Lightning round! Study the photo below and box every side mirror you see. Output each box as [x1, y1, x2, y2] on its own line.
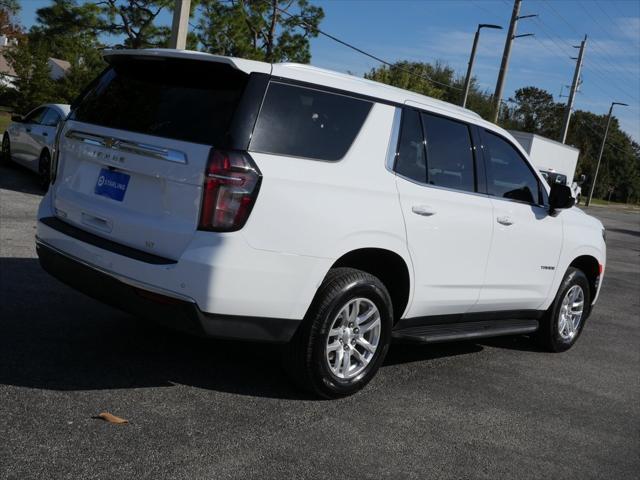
[549, 183, 575, 213]
[578, 174, 586, 184]
[11, 114, 23, 122]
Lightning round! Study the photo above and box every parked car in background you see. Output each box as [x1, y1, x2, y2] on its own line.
[1, 103, 70, 190]
[36, 49, 606, 398]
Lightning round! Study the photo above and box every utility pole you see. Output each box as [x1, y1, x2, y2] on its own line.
[169, 0, 191, 50]
[560, 35, 587, 144]
[491, 0, 535, 123]
[586, 101, 628, 207]
[462, 24, 503, 109]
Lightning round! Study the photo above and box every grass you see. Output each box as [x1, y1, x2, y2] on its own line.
[0, 111, 11, 134]
[587, 197, 640, 210]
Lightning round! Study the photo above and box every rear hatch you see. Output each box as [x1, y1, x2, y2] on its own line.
[52, 52, 254, 260]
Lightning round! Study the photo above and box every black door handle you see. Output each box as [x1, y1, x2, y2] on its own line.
[26, 128, 31, 133]
[43, 132, 48, 137]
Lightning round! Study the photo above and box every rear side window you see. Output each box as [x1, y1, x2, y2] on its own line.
[421, 113, 475, 193]
[483, 130, 541, 205]
[394, 109, 426, 182]
[70, 57, 248, 146]
[250, 82, 372, 161]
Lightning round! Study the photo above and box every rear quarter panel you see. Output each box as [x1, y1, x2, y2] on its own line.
[242, 102, 413, 299]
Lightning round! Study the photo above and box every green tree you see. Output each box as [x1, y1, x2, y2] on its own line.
[364, 60, 493, 118]
[196, 0, 324, 63]
[30, 0, 106, 104]
[506, 87, 564, 138]
[4, 38, 59, 113]
[98, 0, 175, 48]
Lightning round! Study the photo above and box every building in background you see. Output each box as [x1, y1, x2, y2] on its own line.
[0, 35, 71, 87]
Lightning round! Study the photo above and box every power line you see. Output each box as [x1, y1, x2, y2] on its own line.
[274, 5, 463, 92]
[538, 0, 639, 89]
[531, 4, 639, 104]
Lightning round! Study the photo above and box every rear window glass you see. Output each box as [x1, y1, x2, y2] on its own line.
[70, 57, 248, 146]
[250, 82, 373, 161]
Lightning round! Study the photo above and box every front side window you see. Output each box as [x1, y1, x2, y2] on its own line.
[250, 82, 372, 161]
[483, 130, 541, 205]
[41, 109, 62, 127]
[422, 113, 475, 193]
[394, 109, 426, 182]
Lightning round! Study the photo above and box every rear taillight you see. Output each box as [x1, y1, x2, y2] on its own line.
[198, 149, 261, 232]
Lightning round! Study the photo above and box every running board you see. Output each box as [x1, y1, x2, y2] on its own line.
[391, 319, 539, 344]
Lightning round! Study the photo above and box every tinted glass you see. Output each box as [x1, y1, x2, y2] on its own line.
[41, 109, 62, 127]
[422, 113, 475, 192]
[250, 82, 372, 161]
[484, 131, 541, 204]
[71, 57, 248, 146]
[24, 107, 46, 124]
[394, 109, 426, 182]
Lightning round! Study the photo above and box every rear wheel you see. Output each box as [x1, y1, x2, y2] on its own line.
[284, 267, 393, 398]
[535, 267, 591, 352]
[38, 149, 51, 192]
[1, 134, 11, 166]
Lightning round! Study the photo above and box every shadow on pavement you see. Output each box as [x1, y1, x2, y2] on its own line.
[0, 256, 501, 399]
[0, 164, 44, 196]
[606, 228, 640, 238]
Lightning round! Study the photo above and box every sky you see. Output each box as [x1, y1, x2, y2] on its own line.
[17, 0, 640, 142]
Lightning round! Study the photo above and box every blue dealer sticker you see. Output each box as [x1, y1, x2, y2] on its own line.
[95, 169, 130, 202]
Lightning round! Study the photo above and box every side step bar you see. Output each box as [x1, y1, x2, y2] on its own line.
[392, 319, 539, 344]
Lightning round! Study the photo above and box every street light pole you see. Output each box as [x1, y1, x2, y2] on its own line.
[462, 24, 502, 109]
[169, 0, 191, 50]
[586, 101, 628, 207]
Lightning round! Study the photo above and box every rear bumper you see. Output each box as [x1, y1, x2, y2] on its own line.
[36, 239, 301, 343]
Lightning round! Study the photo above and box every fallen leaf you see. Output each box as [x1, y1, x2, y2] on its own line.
[94, 412, 129, 425]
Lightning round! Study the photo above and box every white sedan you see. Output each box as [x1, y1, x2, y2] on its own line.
[2, 103, 70, 190]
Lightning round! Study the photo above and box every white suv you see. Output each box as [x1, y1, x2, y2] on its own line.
[36, 49, 606, 398]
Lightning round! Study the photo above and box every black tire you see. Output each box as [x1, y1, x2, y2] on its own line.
[535, 267, 591, 352]
[38, 149, 51, 192]
[283, 267, 393, 399]
[1, 134, 11, 166]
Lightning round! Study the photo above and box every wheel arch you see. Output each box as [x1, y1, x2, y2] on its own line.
[329, 247, 411, 323]
[569, 255, 601, 305]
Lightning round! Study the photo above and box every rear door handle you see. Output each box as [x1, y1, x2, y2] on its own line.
[497, 216, 514, 226]
[42, 132, 48, 137]
[412, 205, 437, 217]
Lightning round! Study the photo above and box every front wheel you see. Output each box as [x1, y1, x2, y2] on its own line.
[284, 268, 393, 398]
[535, 267, 591, 352]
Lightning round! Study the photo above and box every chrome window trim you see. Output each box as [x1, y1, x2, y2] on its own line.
[394, 171, 491, 199]
[65, 130, 188, 164]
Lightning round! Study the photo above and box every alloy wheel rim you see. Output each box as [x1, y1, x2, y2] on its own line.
[558, 285, 584, 341]
[325, 297, 381, 380]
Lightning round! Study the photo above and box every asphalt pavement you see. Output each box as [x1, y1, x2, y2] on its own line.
[1, 163, 638, 479]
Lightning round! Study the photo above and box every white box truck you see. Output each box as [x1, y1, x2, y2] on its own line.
[509, 131, 585, 203]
